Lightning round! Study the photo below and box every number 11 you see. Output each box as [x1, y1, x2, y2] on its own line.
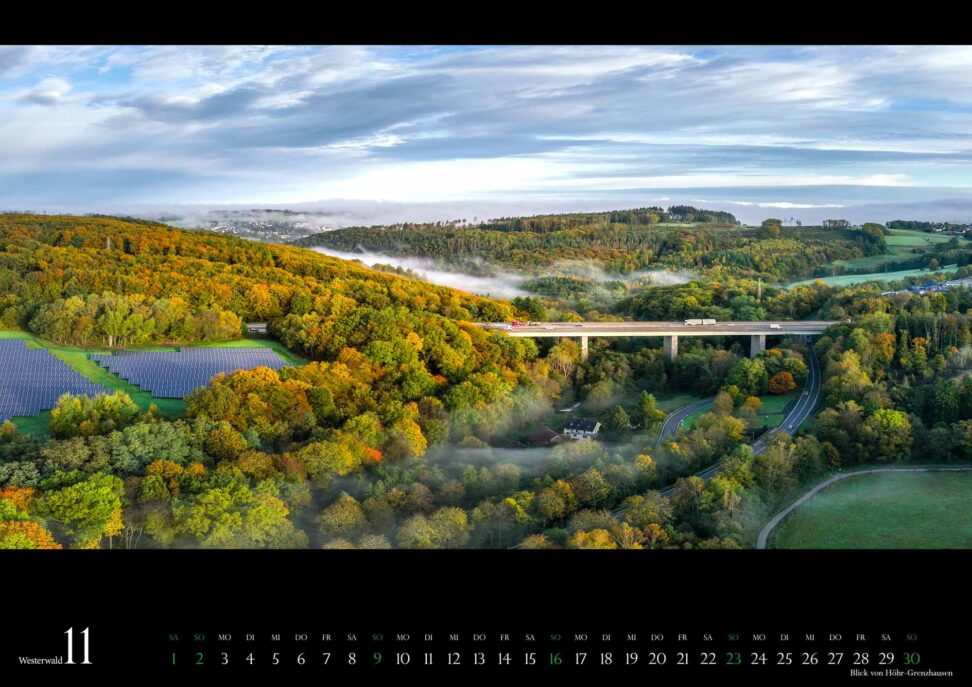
[65, 627, 92, 665]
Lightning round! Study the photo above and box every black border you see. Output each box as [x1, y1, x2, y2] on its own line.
[0, 10, 965, 45]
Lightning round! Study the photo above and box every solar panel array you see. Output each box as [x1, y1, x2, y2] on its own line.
[91, 347, 291, 398]
[0, 340, 106, 422]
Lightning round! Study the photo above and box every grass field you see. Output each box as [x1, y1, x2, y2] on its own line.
[829, 245, 916, 270]
[1, 330, 304, 435]
[815, 229, 955, 280]
[682, 391, 796, 431]
[787, 264, 956, 289]
[884, 228, 956, 247]
[10, 411, 52, 437]
[653, 391, 709, 412]
[756, 392, 797, 428]
[770, 470, 972, 548]
[681, 406, 708, 430]
[196, 337, 307, 365]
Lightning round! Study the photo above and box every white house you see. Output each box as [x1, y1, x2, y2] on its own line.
[563, 418, 601, 440]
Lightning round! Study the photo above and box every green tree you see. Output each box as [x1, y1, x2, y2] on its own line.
[753, 442, 796, 493]
[511, 296, 546, 321]
[713, 390, 734, 416]
[608, 405, 631, 433]
[859, 409, 913, 462]
[50, 392, 141, 439]
[172, 483, 306, 548]
[638, 391, 666, 431]
[397, 507, 471, 548]
[760, 218, 782, 238]
[620, 491, 672, 528]
[40, 473, 124, 549]
[317, 492, 368, 540]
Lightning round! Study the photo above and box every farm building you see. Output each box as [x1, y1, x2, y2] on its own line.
[526, 426, 561, 447]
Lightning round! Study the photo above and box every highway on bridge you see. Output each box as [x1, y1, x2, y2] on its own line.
[485, 320, 837, 361]
[496, 320, 836, 337]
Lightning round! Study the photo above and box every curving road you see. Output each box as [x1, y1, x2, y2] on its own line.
[615, 337, 822, 510]
[757, 466, 972, 549]
[654, 398, 713, 447]
[512, 339, 824, 546]
[694, 335, 822, 482]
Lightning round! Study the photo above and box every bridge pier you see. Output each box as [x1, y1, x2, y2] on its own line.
[663, 335, 678, 361]
[750, 334, 766, 358]
[580, 335, 589, 362]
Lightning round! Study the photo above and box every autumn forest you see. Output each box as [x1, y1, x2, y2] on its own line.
[2, 211, 972, 550]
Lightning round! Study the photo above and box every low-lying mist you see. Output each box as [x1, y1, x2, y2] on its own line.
[310, 246, 529, 298]
[546, 260, 696, 287]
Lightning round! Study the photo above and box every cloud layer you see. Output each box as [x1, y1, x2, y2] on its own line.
[3, 45, 972, 223]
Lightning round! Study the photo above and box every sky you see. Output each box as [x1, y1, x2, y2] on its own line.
[3, 45, 972, 225]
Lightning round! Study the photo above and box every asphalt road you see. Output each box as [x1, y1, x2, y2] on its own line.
[654, 398, 713, 448]
[613, 337, 822, 511]
[495, 320, 836, 338]
[691, 336, 822, 485]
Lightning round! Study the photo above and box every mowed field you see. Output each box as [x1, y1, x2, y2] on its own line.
[830, 246, 921, 270]
[681, 391, 796, 431]
[770, 470, 972, 548]
[803, 229, 958, 285]
[884, 228, 956, 247]
[787, 264, 956, 289]
[653, 391, 709, 412]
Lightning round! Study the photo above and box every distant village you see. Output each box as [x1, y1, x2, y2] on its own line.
[207, 218, 326, 243]
[881, 277, 972, 297]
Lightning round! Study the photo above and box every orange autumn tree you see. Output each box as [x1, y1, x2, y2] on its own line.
[0, 486, 36, 512]
[768, 370, 797, 395]
[0, 520, 62, 549]
[0, 493, 61, 549]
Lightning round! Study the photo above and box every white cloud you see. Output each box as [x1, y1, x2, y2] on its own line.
[696, 199, 846, 209]
[4, 45, 972, 214]
[19, 77, 73, 106]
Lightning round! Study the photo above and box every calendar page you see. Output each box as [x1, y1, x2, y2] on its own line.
[0, 22, 970, 685]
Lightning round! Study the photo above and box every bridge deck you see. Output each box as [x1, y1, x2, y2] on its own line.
[487, 321, 836, 337]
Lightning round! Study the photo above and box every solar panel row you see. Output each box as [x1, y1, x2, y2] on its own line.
[91, 347, 291, 398]
[0, 340, 106, 422]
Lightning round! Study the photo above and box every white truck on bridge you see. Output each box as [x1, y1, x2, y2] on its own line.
[684, 318, 717, 325]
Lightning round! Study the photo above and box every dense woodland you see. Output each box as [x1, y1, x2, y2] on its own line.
[3, 213, 972, 550]
[295, 207, 888, 281]
[0, 214, 513, 347]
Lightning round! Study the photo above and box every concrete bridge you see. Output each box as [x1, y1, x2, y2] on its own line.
[484, 320, 837, 361]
